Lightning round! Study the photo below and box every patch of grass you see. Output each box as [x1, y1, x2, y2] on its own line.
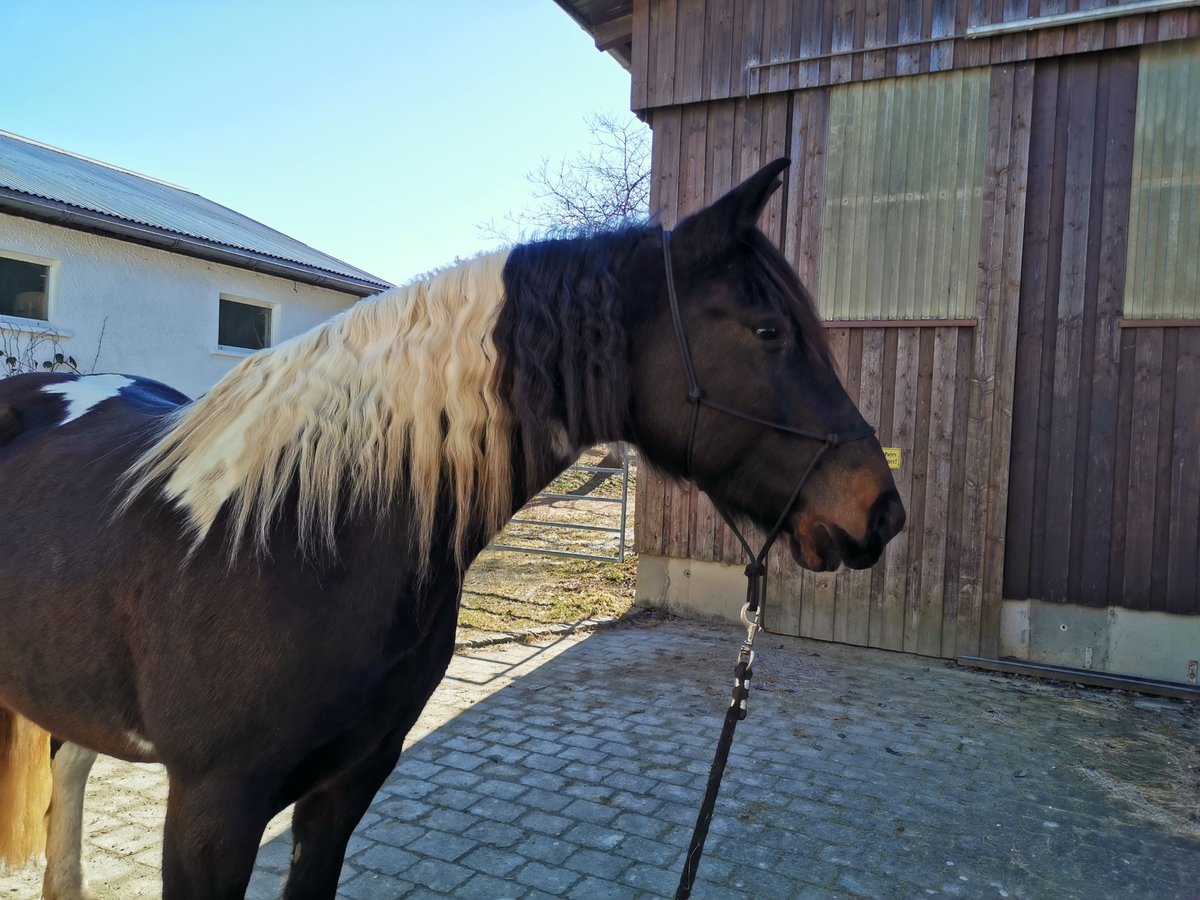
[456, 446, 639, 642]
[459, 551, 638, 640]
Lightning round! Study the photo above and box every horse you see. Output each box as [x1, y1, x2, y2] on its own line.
[0, 158, 905, 899]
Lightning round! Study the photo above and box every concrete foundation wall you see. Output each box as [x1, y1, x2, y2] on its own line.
[635, 554, 751, 625]
[639, 555, 1199, 685]
[1001, 599, 1200, 686]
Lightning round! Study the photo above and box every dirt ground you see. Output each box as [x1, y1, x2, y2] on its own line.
[459, 446, 638, 643]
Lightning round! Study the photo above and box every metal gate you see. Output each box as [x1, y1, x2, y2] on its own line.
[488, 444, 630, 563]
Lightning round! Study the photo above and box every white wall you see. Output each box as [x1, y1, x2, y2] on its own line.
[0, 212, 362, 397]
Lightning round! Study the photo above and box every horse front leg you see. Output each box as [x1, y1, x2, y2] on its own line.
[281, 729, 406, 900]
[42, 742, 97, 900]
[160, 772, 272, 900]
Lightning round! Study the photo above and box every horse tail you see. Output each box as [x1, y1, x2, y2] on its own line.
[0, 707, 52, 867]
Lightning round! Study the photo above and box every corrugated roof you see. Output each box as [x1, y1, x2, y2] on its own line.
[0, 131, 390, 296]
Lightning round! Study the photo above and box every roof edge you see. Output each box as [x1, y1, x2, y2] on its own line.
[0, 190, 390, 298]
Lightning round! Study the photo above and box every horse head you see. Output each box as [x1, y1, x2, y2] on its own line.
[625, 159, 905, 572]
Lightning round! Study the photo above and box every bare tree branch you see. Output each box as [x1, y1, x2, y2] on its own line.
[480, 111, 650, 242]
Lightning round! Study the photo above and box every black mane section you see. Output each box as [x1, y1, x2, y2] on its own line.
[496, 227, 646, 491]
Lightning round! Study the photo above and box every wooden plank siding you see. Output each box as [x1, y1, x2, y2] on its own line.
[629, 2, 1200, 657]
[639, 61, 1032, 656]
[1006, 322, 1200, 614]
[1003, 48, 1200, 616]
[630, 0, 1200, 112]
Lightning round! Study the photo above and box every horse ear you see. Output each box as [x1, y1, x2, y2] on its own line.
[673, 158, 790, 253]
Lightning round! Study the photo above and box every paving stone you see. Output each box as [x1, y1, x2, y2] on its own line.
[561, 797, 621, 826]
[468, 795, 527, 825]
[362, 819, 424, 850]
[254, 837, 295, 873]
[460, 844, 527, 877]
[523, 737, 566, 756]
[561, 732, 604, 751]
[562, 822, 623, 852]
[379, 778, 440, 801]
[338, 871, 417, 900]
[463, 818, 525, 848]
[456, 872, 525, 899]
[443, 735, 488, 754]
[621, 862, 681, 896]
[429, 766, 483, 789]
[522, 751, 570, 774]
[518, 769, 568, 792]
[520, 809, 573, 837]
[350, 843, 420, 876]
[407, 829, 475, 863]
[439, 750, 487, 772]
[602, 769, 658, 794]
[424, 786, 482, 811]
[561, 846, 633, 881]
[370, 795, 433, 821]
[566, 875, 628, 899]
[614, 833, 684, 867]
[421, 806, 479, 834]
[562, 781, 615, 803]
[403, 858, 473, 892]
[560, 745, 608, 765]
[516, 861, 582, 895]
[478, 777, 529, 802]
[612, 810, 671, 840]
[518, 833, 576, 867]
[521, 785, 573, 813]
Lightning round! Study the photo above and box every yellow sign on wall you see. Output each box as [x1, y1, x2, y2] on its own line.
[883, 447, 902, 470]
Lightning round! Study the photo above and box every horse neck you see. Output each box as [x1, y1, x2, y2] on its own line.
[495, 230, 643, 506]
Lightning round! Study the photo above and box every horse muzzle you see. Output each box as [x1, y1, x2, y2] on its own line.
[789, 489, 906, 572]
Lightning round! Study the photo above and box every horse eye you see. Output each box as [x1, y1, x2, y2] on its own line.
[754, 326, 781, 341]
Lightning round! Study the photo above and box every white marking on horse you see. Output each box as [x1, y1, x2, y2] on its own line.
[43, 742, 97, 900]
[44, 374, 135, 425]
[123, 730, 157, 757]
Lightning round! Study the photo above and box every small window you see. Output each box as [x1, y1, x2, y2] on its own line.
[1124, 40, 1200, 320]
[819, 70, 989, 321]
[0, 253, 50, 322]
[218, 297, 272, 351]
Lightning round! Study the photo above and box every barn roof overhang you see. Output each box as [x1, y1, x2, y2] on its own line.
[552, 0, 634, 69]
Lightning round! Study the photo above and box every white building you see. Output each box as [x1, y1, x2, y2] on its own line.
[0, 130, 390, 398]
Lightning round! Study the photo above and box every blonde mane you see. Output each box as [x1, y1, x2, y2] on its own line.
[125, 251, 514, 569]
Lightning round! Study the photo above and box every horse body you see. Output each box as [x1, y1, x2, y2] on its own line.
[0, 160, 905, 899]
[0, 373, 496, 896]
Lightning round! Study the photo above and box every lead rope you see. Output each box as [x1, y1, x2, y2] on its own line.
[660, 229, 872, 900]
[673, 449, 829, 900]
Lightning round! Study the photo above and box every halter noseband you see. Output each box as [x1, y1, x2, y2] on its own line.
[660, 228, 876, 592]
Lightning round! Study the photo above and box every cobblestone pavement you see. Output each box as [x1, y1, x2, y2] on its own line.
[2, 617, 1197, 899]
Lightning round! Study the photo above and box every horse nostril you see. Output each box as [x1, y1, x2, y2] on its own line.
[873, 490, 906, 542]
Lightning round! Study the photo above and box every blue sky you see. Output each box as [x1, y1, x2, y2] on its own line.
[2, 1, 636, 285]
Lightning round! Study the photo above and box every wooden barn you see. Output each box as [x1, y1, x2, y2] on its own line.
[554, 0, 1200, 686]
